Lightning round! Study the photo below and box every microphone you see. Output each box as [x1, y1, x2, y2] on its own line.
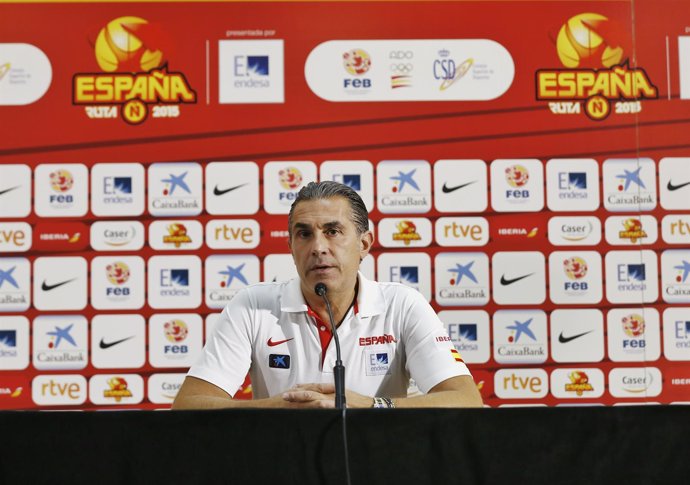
[315, 283, 346, 409]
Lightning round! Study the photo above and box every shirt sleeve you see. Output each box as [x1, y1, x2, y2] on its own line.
[186, 288, 254, 398]
[400, 288, 471, 394]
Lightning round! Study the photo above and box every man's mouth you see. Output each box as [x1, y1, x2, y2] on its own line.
[311, 264, 334, 272]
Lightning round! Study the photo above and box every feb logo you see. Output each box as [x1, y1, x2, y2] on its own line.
[106, 261, 130, 285]
[536, 12, 657, 120]
[164, 319, 188, 343]
[50, 170, 74, 193]
[342, 49, 372, 90]
[164, 319, 188, 356]
[505, 165, 529, 188]
[73, 16, 197, 124]
[622, 313, 645, 337]
[563, 256, 588, 291]
[106, 261, 130, 298]
[279, 167, 302, 190]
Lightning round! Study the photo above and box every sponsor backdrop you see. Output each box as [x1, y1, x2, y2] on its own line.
[1, 0, 690, 409]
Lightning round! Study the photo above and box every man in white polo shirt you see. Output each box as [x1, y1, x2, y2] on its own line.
[173, 181, 482, 409]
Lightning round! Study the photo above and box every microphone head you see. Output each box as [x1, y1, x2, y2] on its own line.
[314, 283, 327, 296]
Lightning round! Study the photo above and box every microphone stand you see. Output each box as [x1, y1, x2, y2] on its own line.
[315, 283, 346, 410]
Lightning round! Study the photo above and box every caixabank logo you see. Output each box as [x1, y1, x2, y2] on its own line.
[73, 16, 196, 124]
[536, 12, 658, 121]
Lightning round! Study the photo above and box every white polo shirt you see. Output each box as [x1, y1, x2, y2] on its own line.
[188, 272, 471, 399]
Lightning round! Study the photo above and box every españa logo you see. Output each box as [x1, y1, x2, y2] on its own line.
[72, 16, 196, 124]
[536, 12, 658, 121]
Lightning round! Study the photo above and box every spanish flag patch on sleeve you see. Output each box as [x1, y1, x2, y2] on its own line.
[451, 348, 464, 363]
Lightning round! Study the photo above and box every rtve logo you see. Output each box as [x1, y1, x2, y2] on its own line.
[31, 374, 87, 405]
[435, 217, 488, 247]
[494, 369, 548, 399]
[0, 223, 31, 253]
[206, 219, 260, 249]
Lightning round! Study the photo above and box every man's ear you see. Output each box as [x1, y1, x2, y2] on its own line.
[359, 231, 374, 259]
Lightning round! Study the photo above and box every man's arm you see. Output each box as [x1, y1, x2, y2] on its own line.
[282, 375, 483, 408]
[172, 376, 311, 409]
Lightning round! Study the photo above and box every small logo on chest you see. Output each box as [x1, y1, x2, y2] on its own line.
[269, 354, 290, 369]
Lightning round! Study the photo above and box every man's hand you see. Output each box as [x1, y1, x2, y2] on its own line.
[282, 383, 373, 408]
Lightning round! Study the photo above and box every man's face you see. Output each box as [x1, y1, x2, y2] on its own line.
[288, 197, 372, 300]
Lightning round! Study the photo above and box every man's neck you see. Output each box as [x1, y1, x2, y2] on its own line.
[304, 281, 358, 329]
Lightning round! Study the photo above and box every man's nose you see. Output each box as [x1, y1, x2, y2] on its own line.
[311, 232, 329, 254]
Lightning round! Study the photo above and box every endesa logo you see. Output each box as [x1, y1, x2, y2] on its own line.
[536, 12, 658, 120]
[72, 16, 196, 124]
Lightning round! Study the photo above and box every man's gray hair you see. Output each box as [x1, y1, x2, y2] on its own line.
[288, 181, 369, 237]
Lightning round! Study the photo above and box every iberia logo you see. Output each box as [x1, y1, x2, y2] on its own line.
[536, 12, 658, 121]
[72, 16, 197, 124]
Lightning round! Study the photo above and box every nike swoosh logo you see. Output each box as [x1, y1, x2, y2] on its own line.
[0, 186, 20, 196]
[667, 180, 690, 191]
[214, 183, 248, 196]
[99, 336, 134, 349]
[41, 278, 77, 291]
[500, 273, 534, 286]
[267, 337, 294, 347]
[558, 330, 594, 344]
[442, 181, 476, 193]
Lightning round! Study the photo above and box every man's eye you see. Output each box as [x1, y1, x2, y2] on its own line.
[298, 231, 311, 238]
[326, 229, 340, 236]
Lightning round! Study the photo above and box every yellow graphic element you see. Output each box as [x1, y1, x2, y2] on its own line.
[392, 220, 422, 246]
[164, 319, 188, 343]
[564, 370, 594, 396]
[619, 218, 647, 243]
[526, 227, 539, 238]
[10, 387, 22, 398]
[0, 63, 10, 82]
[279, 167, 303, 190]
[556, 13, 623, 68]
[476, 380, 484, 391]
[439, 58, 473, 91]
[104, 377, 133, 402]
[68, 232, 81, 243]
[163, 223, 192, 248]
[94, 16, 163, 72]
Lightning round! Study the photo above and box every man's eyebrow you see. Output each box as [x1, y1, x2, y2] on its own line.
[322, 221, 344, 230]
[293, 222, 312, 231]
